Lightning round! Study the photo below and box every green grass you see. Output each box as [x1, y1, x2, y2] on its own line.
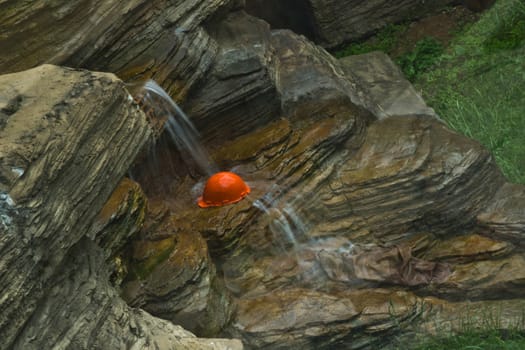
[408, 316, 525, 350]
[396, 37, 444, 81]
[333, 0, 525, 184]
[484, 5, 525, 52]
[332, 23, 444, 81]
[411, 329, 525, 350]
[416, 0, 525, 184]
[399, 303, 525, 350]
[333, 23, 408, 58]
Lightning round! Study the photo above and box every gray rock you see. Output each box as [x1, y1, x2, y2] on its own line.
[0, 0, 235, 101]
[1, 1, 524, 349]
[12, 237, 241, 350]
[339, 51, 439, 119]
[245, 0, 456, 48]
[185, 11, 281, 144]
[0, 64, 242, 350]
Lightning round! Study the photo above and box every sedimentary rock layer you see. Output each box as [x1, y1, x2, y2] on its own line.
[0, 65, 241, 350]
[244, 0, 456, 48]
[1, 0, 524, 349]
[0, 0, 243, 100]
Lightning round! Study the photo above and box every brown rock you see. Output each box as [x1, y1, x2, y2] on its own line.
[135, 10, 524, 348]
[422, 234, 512, 263]
[1, 1, 525, 349]
[88, 177, 148, 286]
[92, 179, 146, 245]
[122, 203, 235, 336]
[435, 254, 525, 300]
[228, 288, 422, 349]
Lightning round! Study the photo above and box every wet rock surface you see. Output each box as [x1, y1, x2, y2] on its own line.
[139, 10, 525, 349]
[121, 201, 235, 337]
[0, 1, 524, 350]
[113, 5, 525, 349]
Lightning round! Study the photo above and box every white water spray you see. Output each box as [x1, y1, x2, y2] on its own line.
[139, 80, 218, 176]
[252, 186, 312, 248]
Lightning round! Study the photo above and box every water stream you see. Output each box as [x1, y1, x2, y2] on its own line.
[133, 80, 355, 285]
[137, 80, 218, 176]
[129, 79, 364, 313]
[252, 186, 311, 249]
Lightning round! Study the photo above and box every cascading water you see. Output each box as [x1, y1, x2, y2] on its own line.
[126, 80, 364, 336]
[134, 80, 345, 253]
[252, 186, 354, 255]
[137, 80, 218, 177]
[252, 186, 311, 249]
[132, 79, 355, 293]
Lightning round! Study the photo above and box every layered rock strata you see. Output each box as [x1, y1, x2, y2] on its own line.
[245, 0, 457, 48]
[133, 12, 525, 348]
[0, 65, 241, 350]
[1, 0, 524, 349]
[122, 201, 235, 337]
[0, 0, 243, 101]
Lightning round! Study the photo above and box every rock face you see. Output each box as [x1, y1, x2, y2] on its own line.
[0, 0, 243, 101]
[1, 1, 525, 350]
[82, 5, 520, 348]
[132, 11, 525, 350]
[90, 178, 147, 257]
[122, 201, 235, 337]
[0, 65, 241, 350]
[12, 237, 241, 350]
[245, 0, 457, 48]
[339, 51, 439, 119]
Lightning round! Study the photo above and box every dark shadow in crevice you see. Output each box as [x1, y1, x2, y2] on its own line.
[244, 0, 321, 42]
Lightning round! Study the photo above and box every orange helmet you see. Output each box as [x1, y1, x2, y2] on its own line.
[198, 172, 251, 208]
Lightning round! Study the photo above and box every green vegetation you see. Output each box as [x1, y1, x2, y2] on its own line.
[409, 310, 525, 350]
[411, 329, 525, 350]
[333, 24, 407, 58]
[332, 23, 443, 80]
[416, 0, 525, 184]
[333, 0, 525, 184]
[396, 37, 444, 81]
[484, 4, 525, 52]
[125, 238, 176, 281]
[398, 304, 525, 350]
